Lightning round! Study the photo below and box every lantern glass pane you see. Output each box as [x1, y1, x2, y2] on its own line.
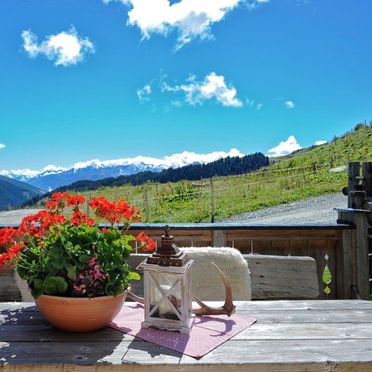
[149, 272, 183, 320]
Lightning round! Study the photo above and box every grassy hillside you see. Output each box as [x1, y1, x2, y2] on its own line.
[0, 176, 44, 211]
[35, 123, 372, 223]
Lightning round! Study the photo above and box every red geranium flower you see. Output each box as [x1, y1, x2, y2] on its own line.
[136, 232, 156, 252]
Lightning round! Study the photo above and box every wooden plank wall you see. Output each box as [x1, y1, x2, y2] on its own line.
[128, 226, 346, 299]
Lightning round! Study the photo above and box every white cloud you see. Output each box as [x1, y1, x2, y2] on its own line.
[284, 100, 295, 109]
[245, 0, 270, 10]
[314, 140, 327, 146]
[0, 144, 5, 150]
[267, 135, 302, 157]
[162, 72, 243, 107]
[246, 98, 263, 111]
[0, 164, 68, 179]
[21, 27, 95, 66]
[70, 148, 244, 169]
[0, 148, 244, 179]
[136, 84, 152, 103]
[104, 0, 242, 49]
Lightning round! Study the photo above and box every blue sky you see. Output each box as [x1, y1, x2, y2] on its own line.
[0, 0, 371, 171]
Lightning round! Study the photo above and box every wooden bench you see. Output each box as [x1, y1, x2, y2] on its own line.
[245, 254, 320, 299]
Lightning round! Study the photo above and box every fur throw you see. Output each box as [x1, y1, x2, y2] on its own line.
[180, 247, 251, 301]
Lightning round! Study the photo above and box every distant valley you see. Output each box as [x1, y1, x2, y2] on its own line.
[0, 175, 43, 211]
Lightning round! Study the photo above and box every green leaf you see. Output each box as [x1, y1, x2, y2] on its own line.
[127, 271, 140, 281]
[31, 279, 43, 298]
[322, 265, 332, 286]
[79, 254, 90, 264]
[51, 258, 67, 270]
[43, 276, 68, 295]
[66, 265, 77, 280]
[49, 246, 62, 259]
[324, 286, 331, 295]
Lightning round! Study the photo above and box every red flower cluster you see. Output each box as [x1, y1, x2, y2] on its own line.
[18, 210, 67, 238]
[89, 196, 141, 225]
[45, 192, 70, 212]
[70, 211, 95, 227]
[67, 195, 85, 207]
[0, 227, 16, 246]
[0, 191, 154, 269]
[0, 228, 24, 268]
[136, 231, 156, 252]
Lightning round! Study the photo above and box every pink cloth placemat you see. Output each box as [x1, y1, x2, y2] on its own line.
[110, 303, 256, 358]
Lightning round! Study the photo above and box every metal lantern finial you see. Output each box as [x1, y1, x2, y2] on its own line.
[141, 226, 194, 333]
[146, 225, 188, 267]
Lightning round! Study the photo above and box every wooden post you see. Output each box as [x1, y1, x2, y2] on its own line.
[87, 194, 91, 218]
[350, 191, 367, 210]
[348, 162, 360, 208]
[337, 208, 370, 299]
[213, 230, 226, 247]
[362, 161, 372, 199]
[143, 184, 149, 223]
[210, 178, 215, 223]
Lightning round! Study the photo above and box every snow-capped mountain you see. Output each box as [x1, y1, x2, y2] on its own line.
[0, 149, 243, 191]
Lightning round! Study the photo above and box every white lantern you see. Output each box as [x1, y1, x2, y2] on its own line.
[141, 226, 194, 334]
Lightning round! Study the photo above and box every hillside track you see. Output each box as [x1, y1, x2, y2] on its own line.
[0, 193, 348, 226]
[0, 209, 42, 225]
[222, 193, 347, 225]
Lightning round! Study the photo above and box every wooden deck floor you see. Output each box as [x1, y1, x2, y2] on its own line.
[1, 300, 372, 371]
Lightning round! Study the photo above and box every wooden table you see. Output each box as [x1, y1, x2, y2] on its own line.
[1, 300, 372, 371]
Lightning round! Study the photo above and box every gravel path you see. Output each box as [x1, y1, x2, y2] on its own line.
[0, 209, 42, 225]
[0, 193, 347, 226]
[222, 193, 347, 225]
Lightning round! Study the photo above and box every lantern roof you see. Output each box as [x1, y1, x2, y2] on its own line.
[146, 225, 188, 267]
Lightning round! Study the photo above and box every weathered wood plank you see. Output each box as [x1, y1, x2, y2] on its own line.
[2, 301, 372, 371]
[179, 339, 372, 366]
[3, 322, 372, 342]
[245, 254, 319, 299]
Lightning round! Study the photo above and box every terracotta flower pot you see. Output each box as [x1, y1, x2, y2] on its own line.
[35, 291, 127, 332]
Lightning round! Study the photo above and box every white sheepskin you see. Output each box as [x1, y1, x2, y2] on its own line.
[180, 247, 251, 301]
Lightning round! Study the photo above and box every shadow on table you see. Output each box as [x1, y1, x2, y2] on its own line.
[194, 315, 236, 336]
[0, 305, 127, 365]
[125, 336, 183, 360]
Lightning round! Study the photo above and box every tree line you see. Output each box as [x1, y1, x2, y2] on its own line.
[23, 152, 269, 207]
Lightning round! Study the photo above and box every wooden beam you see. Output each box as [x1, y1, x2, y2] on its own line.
[363, 161, 372, 199]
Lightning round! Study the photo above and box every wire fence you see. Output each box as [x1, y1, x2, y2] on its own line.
[82, 161, 346, 223]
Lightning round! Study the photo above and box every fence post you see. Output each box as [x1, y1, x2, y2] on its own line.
[143, 183, 149, 223]
[337, 208, 370, 299]
[87, 194, 91, 218]
[210, 177, 215, 223]
[348, 162, 360, 208]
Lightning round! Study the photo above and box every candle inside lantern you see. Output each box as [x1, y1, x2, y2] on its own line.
[141, 226, 194, 333]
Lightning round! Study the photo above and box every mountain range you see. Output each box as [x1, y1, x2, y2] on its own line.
[0, 149, 243, 191]
[0, 175, 43, 211]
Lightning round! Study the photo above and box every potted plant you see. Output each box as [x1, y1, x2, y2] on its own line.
[0, 192, 155, 332]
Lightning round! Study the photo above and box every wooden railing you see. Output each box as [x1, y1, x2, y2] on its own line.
[127, 222, 353, 300]
[1, 217, 369, 301]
